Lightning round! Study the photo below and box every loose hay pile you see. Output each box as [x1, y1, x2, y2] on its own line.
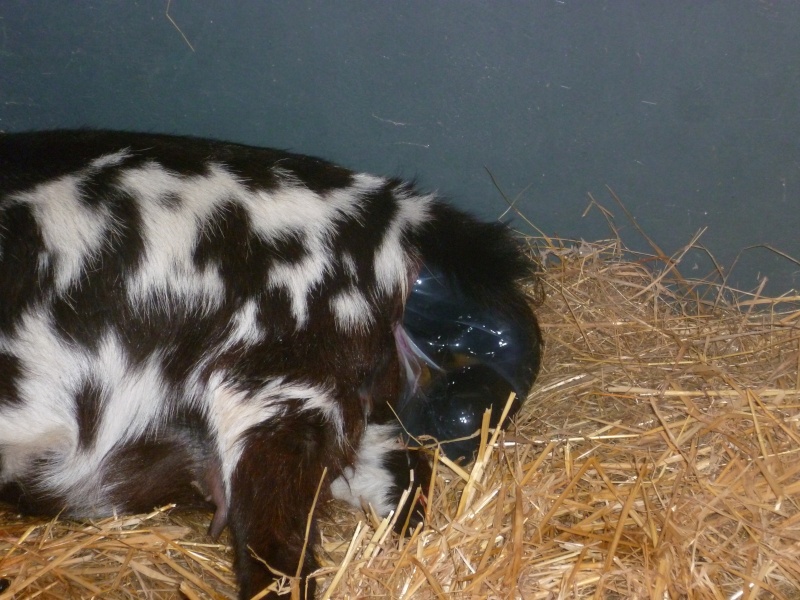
[2, 235, 799, 599]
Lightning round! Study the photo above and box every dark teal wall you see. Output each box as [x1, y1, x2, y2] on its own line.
[2, 1, 799, 293]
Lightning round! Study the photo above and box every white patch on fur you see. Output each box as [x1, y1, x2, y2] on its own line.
[240, 172, 386, 327]
[0, 317, 168, 511]
[89, 337, 168, 446]
[341, 252, 358, 281]
[373, 191, 432, 298]
[118, 160, 382, 325]
[0, 313, 92, 479]
[330, 423, 404, 516]
[267, 231, 332, 326]
[49, 342, 168, 510]
[351, 172, 386, 189]
[206, 375, 343, 500]
[11, 175, 111, 291]
[223, 299, 265, 348]
[244, 183, 354, 326]
[330, 172, 385, 212]
[89, 149, 130, 170]
[330, 287, 373, 331]
[120, 163, 237, 310]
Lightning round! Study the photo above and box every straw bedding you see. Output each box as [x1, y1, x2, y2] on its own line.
[1, 232, 799, 599]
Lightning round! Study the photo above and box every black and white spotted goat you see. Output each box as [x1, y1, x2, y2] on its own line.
[0, 130, 541, 599]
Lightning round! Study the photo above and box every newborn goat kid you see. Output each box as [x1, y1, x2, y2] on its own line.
[0, 130, 539, 598]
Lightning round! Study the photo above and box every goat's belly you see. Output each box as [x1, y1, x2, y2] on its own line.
[0, 424, 214, 518]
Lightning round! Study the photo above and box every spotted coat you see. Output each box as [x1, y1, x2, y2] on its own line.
[0, 130, 536, 599]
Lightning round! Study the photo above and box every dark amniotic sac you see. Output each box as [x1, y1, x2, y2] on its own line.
[398, 264, 542, 460]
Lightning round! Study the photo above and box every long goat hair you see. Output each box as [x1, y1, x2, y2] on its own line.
[0, 130, 541, 599]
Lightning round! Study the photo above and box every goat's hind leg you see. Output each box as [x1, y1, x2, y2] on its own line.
[226, 410, 338, 600]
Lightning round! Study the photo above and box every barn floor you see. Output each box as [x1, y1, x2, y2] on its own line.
[1, 228, 799, 599]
